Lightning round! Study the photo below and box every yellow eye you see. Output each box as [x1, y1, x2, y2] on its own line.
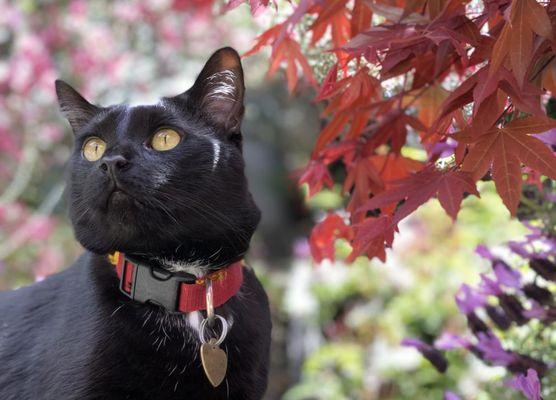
[151, 129, 181, 151]
[82, 137, 106, 162]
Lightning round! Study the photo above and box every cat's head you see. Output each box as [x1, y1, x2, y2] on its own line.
[56, 47, 260, 266]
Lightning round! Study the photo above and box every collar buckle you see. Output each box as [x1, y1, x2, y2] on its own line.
[119, 256, 193, 312]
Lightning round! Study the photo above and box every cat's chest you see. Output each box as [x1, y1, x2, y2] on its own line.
[86, 308, 239, 399]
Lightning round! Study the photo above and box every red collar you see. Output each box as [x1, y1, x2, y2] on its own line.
[109, 252, 244, 313]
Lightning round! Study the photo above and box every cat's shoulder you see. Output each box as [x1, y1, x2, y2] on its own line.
[0, 253, 90, 314]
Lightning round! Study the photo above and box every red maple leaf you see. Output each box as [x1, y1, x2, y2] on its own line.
[457, 116, 556, 215]
[234, 0, 556, 264]
[299, 159, 334, 197]
[317, 67, 380, 112]
[309, 0, 350, 47]
[267, 36, 317, 93]
[350, 0, 372, 37]
[243, 23, 285, 58]
[243, 23, 316, 93]
[343, 156, 384, 216]
[309, 213, 353, 262]
[358, 167, 480, 222]
[365, 110, 426, 153]
[369, 153, 424, 186]
[348, 215, 395, 262]
[488, 0, 553, 86]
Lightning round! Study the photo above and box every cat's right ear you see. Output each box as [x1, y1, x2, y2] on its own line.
[55, 80, 100, 132]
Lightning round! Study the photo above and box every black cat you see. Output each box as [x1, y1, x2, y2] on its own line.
[0, 47, 271, 400]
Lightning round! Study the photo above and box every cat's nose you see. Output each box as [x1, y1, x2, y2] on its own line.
[99, 155, 130, 174]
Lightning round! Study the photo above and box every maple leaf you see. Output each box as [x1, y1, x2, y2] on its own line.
[318, 67, 380, 113]
[343, 156, 384, 216]
[319, 140, 358, 165]
[315, 63, 339, 100]
[299, 159, 334, 197]
[365, 110, 426, 153]
[358, 167, 480, 221]
[243, 23, 284, 58]
[470, 89, 507, 134]
[541, 58, 556, 93]
[366, 2, 428, 23]
[347, 215, 395, 262]
[313, 112, 351, 155]
[458, 116, 556, 214]
[309, 0, 350, 46]
[427, 0, 446, 19]
[435, 66, 544, 137]
[488, 0, 553, 86]
[236, 0, 556, 264]
[268, 36, 317, 93]
[351, 0, 372, 37]
[309, 213, 353, 262]
[408, 85, 450, 129]
[346, 110, 372, 140]
[243, 22, 316, 93]
[369, 153, 424, 186]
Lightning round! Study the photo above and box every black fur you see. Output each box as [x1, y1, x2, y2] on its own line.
[0, 47, 271, 399]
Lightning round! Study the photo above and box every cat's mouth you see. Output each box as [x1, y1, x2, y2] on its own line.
[110, 189, 126, 199]
[105, 184, 149, 212]
[106, 185, 132, 207]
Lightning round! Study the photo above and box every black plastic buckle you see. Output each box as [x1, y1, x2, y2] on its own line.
[118, 256, 195, 312]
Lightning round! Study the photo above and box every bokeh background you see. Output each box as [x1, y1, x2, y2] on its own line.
[0, 1, 548, 399]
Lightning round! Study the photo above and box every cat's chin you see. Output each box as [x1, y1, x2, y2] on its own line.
[102, 185, 144, 211]
[108, 189, 128, 205]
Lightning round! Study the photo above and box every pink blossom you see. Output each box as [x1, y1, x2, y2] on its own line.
[37, 124, 64, 144]
[34, 247, 64, 282]
[20, 215, 55, 242]
[68, 0, 88, 17]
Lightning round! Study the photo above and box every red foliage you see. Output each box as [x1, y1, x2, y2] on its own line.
[309, 213, 353, 263]
[237, 0, 556, 263]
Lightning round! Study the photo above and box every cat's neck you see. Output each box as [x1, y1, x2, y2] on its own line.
[89, 251, 237, 332]
[121, 238, 246, 276]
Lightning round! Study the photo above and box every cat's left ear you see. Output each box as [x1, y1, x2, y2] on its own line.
[55, 80, 101, 132]
[187, 47, 245, 133]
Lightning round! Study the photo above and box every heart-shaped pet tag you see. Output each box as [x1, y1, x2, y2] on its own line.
[200, 338, 228, 387]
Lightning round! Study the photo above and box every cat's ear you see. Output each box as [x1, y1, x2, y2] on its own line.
[187, 47, 245, 132]
[55, 80, 100, 132]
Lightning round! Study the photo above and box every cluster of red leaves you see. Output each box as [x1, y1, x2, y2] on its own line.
[235, 0, 556, 263]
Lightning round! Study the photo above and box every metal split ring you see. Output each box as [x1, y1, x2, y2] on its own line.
[205, 279, 215, 326]
[199, 314, 228, 345]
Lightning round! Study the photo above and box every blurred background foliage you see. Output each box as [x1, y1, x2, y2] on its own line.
[0, 1, 550, 399]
